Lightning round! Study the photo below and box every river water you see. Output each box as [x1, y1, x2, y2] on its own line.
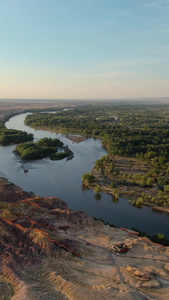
[1, 113, 168, 237]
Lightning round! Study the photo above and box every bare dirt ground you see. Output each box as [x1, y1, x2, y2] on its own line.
[0, 100, 77, 120]
[1, 101, 169, 298]
[0, 99, 111, 120]
[0, 178, 169, 299]
[65, 134, 87, 143]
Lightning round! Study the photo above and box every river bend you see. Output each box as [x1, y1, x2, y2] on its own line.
[0, 113, 167, 237]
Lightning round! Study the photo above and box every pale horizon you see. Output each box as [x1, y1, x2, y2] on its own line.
[0, 0, 169, 100]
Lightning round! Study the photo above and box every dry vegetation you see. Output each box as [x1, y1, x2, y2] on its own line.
[0, 100, 77, 120]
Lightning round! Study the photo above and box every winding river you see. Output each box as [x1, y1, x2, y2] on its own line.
[1, 112, 169, 238]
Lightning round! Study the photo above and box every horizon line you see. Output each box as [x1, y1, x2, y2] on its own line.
[1, 96, 169, 102]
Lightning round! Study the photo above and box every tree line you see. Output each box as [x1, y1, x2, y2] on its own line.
[0, 121, 33, 145]
[25, 103, 169, 171]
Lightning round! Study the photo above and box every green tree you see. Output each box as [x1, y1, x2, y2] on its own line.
[109, 162, 115, 172]
[164, 185, 169, 193]
[94, 186, 101, 194]
[81, 173, 95, 185]
[146, 177, 153, 186]
[110, 182, 115, 188]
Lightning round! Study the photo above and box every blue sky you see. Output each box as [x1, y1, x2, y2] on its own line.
[0, 0, 169, 99]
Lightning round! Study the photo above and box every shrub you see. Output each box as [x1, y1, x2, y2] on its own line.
[94, 186, 101, 194]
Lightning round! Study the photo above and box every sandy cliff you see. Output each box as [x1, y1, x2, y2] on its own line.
[0, 178, 169, 299]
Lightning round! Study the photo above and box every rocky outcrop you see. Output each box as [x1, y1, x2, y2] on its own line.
[0, 178, 169, 299]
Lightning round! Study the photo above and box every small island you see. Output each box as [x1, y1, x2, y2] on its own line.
[14, 137, 73, 161]
[0, 121, 33, 145]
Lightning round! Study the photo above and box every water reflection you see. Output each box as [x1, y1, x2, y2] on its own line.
[2, 112, 169, 238]
[94, 193, 102, 201]
[111, 196, 119, 203]
[81, 184, 90, 191]
[136, 205, 143, 210]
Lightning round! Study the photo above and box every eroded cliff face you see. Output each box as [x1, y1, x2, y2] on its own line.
[0, 178, 169, 300]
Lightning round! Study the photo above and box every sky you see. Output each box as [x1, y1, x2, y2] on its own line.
[0, 0, 169, 100]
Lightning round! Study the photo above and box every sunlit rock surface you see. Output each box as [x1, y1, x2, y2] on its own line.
[0, 178, 169, 299]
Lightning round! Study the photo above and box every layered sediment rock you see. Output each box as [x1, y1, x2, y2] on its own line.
[0, 178, 169, 299]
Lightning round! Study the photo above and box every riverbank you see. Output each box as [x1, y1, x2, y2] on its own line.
[29, 125, 88, 143]
[0, 100, 77, 120]
[29, 117, 87, 145]
[0, 99, 112, 120]
[3, 108, 169, 239]
[66, 134, 87, 143]
[85, 155, 169, 214]
[22, 104, 169, 217]
[1, 178, 169, 300]
[22, 120, 169, 214]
